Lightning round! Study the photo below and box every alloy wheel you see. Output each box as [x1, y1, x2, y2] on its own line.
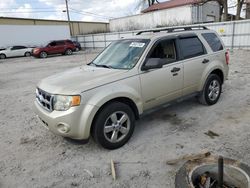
[103, 111, 130, 143]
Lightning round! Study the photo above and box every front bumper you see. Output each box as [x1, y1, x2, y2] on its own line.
[33, 100, 98, 140]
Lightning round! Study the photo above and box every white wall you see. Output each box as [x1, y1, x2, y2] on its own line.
[76, 20, 250, 49]
[110, 6, 192, 32]
[0, 25, 70, 48]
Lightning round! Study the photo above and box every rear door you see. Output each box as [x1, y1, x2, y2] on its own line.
[16, 46, 27, 56]
[55, 41, 66, 53]
[48, 41, 63, 54]
[177, 34, 209, 95]
[140, 37, 183, 110]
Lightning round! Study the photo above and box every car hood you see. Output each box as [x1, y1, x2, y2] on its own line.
[37, 65, 131, 95]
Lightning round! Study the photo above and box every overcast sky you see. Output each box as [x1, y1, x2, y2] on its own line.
[0, 0, 242, 22]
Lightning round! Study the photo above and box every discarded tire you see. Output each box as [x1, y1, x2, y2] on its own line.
[175, 155, 250, 188]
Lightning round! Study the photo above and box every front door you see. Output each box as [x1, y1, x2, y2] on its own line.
[140, 38, 183, 110]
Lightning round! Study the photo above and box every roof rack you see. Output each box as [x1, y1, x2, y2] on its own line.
[136, 26, 208, 35]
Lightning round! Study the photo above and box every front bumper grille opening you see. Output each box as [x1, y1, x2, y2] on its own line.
[36, 88, 53, 112]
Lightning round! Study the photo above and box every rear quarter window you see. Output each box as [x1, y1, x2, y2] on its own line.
[179, 37, 206, 59]
[202, 33, 223, 52]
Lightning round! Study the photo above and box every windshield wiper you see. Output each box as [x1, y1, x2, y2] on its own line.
[95, 64, 113, 69]
[87, 62, 96, 66]
[88, 62, 113, 69]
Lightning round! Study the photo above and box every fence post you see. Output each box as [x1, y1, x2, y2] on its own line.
[83, 35, 86, 49]
[104, 33, 107, 47]
[231, 21, 236, 51]
[92, 34, 95, 49]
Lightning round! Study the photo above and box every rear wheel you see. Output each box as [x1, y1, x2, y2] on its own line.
[24, 52, 31, 57]
[65, 49, 73, 55]
[198, 74, 222, 105]
[92, 102, 135, 150]
[0, 54, 6, 59]
[39, 51, 47, 58]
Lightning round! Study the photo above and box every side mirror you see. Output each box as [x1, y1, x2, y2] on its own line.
[141, 58, 163, 71]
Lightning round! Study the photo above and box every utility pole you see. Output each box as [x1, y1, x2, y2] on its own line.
[65, 0, 72, 36]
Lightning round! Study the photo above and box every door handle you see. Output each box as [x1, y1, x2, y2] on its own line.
[171, 67, 181, 73]
[202, 59, 209, 64]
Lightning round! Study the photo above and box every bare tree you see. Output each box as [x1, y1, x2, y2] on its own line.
[146, 0, 159, 7]
[236, 0, 245, 20]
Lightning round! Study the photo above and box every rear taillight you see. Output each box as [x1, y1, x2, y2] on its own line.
[225, 50, 229, 65]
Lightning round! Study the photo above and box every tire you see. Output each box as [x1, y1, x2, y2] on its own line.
[39, 51, 48, 58]
[92, 102, 135, 150]
[24, 52, 31, 57]
[75, 47, 79, 52]
[0, 54, 6, 59]
[198, 74, 222, 105]
[65, 49, 73, 55]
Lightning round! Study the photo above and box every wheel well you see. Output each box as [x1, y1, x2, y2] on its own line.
[90, 97, 140, 134]
[97, 97, 139, 120]
[210, 69, 224, 84]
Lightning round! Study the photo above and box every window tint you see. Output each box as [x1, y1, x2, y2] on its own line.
[49, 42, 56, 46]
[149, 39, 177, 64]
[17, 46, 26, 49]
[11, 46, 26, 50]
[11, 46, 18, 50]
[202, 33, 223, 52]
[179, 37, 205, 59]
[66, 40, 73, 44]
[56, 41, 65, 45]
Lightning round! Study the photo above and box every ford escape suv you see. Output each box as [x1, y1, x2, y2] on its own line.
[34, 26, 229, 149]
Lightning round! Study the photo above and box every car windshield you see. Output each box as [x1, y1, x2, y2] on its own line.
[90, 39, 150, 70]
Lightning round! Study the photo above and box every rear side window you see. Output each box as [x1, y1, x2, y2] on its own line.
[179, 37, 205, 59]
[56, 41, 65, 45]
[202, 33, 223, 52]
[66, 40, 73, 44]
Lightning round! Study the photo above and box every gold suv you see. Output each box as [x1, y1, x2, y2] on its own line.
[34, 26, 229, 149]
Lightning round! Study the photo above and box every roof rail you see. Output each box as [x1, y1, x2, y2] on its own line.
[136, 26, 208, 35]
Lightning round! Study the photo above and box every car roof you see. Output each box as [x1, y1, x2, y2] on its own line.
[123, 27, 217, 41]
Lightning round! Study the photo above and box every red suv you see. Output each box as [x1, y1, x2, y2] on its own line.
[32, 40, 76, 58]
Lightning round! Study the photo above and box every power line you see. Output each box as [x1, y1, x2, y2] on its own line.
[69, 10, 109, 20]
[0, 10, 59, 13]
[69, 8, 114, 19]
[0, 7, 56, 10]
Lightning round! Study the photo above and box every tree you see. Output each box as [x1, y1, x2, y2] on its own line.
[146, 0, 159, 7]
[236, 0, 245, 20]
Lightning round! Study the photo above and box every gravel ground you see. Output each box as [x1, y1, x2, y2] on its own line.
[0, 50, 250, 188]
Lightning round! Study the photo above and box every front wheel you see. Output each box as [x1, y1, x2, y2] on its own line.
[65, 49, 73, 55]
[198, 74, 222, 105]
[39, 51, 48, 58]
[92, 102, 135, 150]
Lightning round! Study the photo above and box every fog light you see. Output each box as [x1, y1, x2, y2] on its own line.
[57, 124, 70, 134]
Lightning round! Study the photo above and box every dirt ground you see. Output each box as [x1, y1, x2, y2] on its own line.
[0, 50, 250, 188]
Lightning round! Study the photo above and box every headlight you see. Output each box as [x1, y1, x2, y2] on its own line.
[53, 95, 81, 111]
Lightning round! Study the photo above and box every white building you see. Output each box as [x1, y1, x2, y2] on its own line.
[110, 0, 220, 32]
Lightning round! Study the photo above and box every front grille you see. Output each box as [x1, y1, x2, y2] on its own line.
[36, 88, 53, 112]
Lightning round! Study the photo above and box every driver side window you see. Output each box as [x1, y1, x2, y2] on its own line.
[49, 42, 56, 46]
[149, 39, 177, 65]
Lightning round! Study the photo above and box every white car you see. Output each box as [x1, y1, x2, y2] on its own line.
[0, 46, 33, 59]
